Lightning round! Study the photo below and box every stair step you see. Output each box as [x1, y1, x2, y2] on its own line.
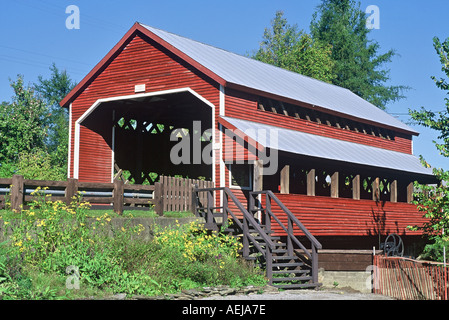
[272, 255, 299, 260]
[271, 276, 312, 283]
[272, 269, 309, 275]
[253, 235, 281, 241]
[272, 282, 320, 289]
[272, 262, 304, 268]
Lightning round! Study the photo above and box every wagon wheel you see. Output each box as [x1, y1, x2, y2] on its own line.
[384, 233, 404, 257]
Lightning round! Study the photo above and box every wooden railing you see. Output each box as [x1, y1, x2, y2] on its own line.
[249, 190, 322, 284]
[373, 255, 449, 300]
[192, 186, 276, 280]
[192, 186, 322, 287]
[278, 165, 416, 203]
[0, 175, 212, 215]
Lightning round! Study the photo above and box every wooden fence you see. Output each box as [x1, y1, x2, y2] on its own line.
[373, 255, 449, 300]
[159, 176, 214, 213]
[0, 175, 213, 216]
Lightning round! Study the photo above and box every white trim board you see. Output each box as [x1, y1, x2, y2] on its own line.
[73, 87, 217, 181]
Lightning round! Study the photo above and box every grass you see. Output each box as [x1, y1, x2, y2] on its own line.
[0, 208, 194, 219]
[0, 195, 266, 300]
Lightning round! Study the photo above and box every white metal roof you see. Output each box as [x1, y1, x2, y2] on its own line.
[221, 116, 433, 176]
[140, 23, 418, 135]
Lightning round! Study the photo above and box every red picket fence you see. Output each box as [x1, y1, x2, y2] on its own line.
[373, 255, 449, 300]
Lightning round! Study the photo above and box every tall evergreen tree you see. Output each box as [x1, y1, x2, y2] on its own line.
[310, 0, 408, 109]
[252, 11, 336, 83]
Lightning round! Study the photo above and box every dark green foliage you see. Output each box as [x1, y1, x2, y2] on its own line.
[0, 64, 75, 180]
[408, 37, 449, 262]
[310, 0, 408, 109]
[252, 11, 336, 83]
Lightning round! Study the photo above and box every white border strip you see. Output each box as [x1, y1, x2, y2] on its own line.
[73, 87, 216, 181]
[67, 103, 72, 178]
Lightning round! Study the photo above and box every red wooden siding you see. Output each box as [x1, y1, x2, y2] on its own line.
[269, 193, 426, 237]
[224, 164, 249, 219]
[70, 32, 220, 183]
[224, 88, 413, 154]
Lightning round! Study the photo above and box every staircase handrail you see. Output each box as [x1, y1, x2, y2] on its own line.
[251, 190, 322, 251]
[192, 186, 276, 250]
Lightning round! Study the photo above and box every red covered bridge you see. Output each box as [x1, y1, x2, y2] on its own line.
[60, 22, 435, 260]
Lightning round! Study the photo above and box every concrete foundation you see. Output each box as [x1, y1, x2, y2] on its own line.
[319, 269, 373, 293]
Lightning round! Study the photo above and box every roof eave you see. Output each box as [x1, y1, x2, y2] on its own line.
[59, 22, 227, 108]
[226, 82, 419, 137]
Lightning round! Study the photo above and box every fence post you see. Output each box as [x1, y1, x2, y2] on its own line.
[113, 179, 124, 215]
[154, 182, 164, 216]
[65, 178, 79, 205]
[11, 174, 24, 213]
[312, 244, 318, 284]
[191, 183, 198, 216]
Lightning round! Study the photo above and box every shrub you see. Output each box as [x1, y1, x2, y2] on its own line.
[1, 190, 266, 299]
[152, 220, 266, 288]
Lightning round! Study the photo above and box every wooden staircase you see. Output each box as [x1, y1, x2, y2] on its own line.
[192, 186, 322, 290]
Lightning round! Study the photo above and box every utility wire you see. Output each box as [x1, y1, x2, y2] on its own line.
[0, 45, 91, 67]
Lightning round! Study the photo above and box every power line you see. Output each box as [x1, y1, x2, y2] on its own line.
[0, 55, 87, 76]
[0, 44, 91, 67]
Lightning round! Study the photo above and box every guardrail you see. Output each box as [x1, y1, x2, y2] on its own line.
[0, 175, 213, 216]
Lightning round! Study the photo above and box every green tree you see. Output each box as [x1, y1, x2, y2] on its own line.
[409, 37, 449, 158]
[0, 71, 70, 181]
[408, 37, 449, 262]
[310, 0, 408, 109]
[252, 11, 336, 83]
[35, 63, 76, 174]
[0, 76, 49, 166]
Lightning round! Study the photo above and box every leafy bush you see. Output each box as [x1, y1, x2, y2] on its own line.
[418, 238, 449, 263]
[0, 190, 266, 299]
[152, 220, 266, 288]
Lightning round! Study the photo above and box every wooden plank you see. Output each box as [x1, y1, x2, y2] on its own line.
[331, 171, 339, 198]
[307, 169, 315, 196]
[407, 182, 414, 204]
[174, 177, 180, 212]
[253, 160, 263, 192]
[0, 178, 12, 185]
[280, 165, 289, 194]
[24, 195, 66, 202]
[113, 179, 124, 215]
[165, 176, 170, 212]
[279, 101, 289, 116]
[24, 179, 68, 188]
[11, 175, 24, 212]
[123, 184, 155, 191]
[78, 182, 114, 189]
[153, 182, 163, 215]
[352, 175, 360, 200]
[65, 178, 79, 205]
[123, 198, 153, 205]
[372, 177, 380, 201]
[390, 180, 397, 203]
[82, 197, 114, 203]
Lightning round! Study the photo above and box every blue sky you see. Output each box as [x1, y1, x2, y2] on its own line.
[0, 0, 448, 171]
